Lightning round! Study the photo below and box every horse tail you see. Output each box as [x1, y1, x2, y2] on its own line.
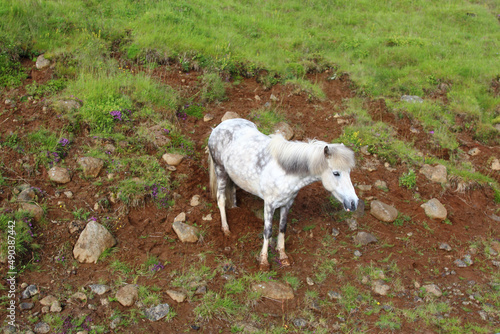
[208, 149, 217, 200]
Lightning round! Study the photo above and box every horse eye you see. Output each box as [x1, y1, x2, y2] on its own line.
[333, 172, 340, 177]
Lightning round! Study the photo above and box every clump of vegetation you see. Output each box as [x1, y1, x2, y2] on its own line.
[200, 72, 226, 102]
[399, 169, 417, 189]
[250, 108, 286, 135]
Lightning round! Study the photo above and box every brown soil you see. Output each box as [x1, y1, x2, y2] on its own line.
[1, 60, 499, 333]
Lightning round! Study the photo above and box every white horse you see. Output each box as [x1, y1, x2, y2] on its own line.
[208, 118, 358, 270]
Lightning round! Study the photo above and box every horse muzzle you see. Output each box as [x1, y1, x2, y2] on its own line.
[343, 198, 358, 212]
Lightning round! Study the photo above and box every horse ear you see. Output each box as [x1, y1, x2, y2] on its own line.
[324, 146, 331, 157]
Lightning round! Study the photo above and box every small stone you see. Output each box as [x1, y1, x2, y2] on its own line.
[40, 295, 58, 306]
[370, 200, 398, 223]
[64, 191, 73, 198]
[162, 153, 184, 166]
[254, 95, 261, 101]
[270, 94, 278, 102]
[419, 164, 447, 183]
[68, 220, 85, 234]
[463, 254, 473, 266]
[20, 203, 44, 222]
[101, 298, 109, 306]
[18, 187, 36, 202]
[73, 222, 117, 263]
[251, 281, 294, 300]
[70, 292, 87, 303]
[422, 284, 442, 297]
[19, 302, 34, 310]
[202, 214, 212, 221]
[360, 146, 370, 156]
[203, 114, 214, 122]
[439, 243, 452, 251]
[190, 195, 201, 206]
[328, 291, 342, 300]
[492, 260, 500, 267]
[221, 111, 241, 122]
[174, 212, 186, 222]
[21, 284, 39, 299]
[48, 166, 71, 184]
[374, 180, 388, 190]
[331, 228, 340, 237]
[421, 198, 447, 221]
[353, 232, 378, 246]
[116, 285, 138, 307]
[454, 259, 467, 268]
[468, 148, 480, 156]
[358, 184, 372, 191]
[78, 157, 104, 178]
[50, 301, 62, 313]
[144, 303, 170, 321]
[172, 221, 199, 243]
[110, 317, 121, 330]
[306, 277, 314, 286]
[166, 290, 187, 303]
[292, 318, 307, 328]
[273, 122, 294, 140]
[354, 250, 362, 257]
[401, 95, 423, 103]
[33, 322, 50, 334]
[88, 284, 111, 295]
[372, 280, 390, 296]
[346, 218, 358, 231]
[492, 158, 500, 171]
[36, 55, 50, 69]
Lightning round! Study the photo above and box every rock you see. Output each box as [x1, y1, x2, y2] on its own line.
[172, 221, 199, 243]
[251, 281, 294, 300]
[64, 190, 73, 198]
[19, 302, 34, 310]
[5, 99, 16, 107]
[203, 114, 214, 122]
[78, 157, 104, 178]
[353, 232, 378, 246]
[35, 55, 50, 70]
[33, 322, 50, 334]
[88, 284, 111, 295]
[18, 187, 36, 202]
[68, 220, 85, 234]
[439, 243, 452, 251]
[70, 292, 87, 303]
[422, 284, 442, 297]
[401, 95, 423, 103]
[346, 218, 358, 230]
[162, 153, 184, 166]
[370, 200, 398, 223]
[115, 285, 138, 307]
[355, 199, 365, 217]
[492, 158, 500, 171]
[331, 228, 340, 237]
[144, 303, 170, 321]
[21, 284, 39, 299]
[166, 290, 187, 303]
[419, 164, 447, 183]
[52, 100, 81, 113]
[354, 250, 362, 257]
[20, 203, 44, 222]
[48, 167, 71, 184]
[73, 222, 117, 263]
[233, 322, 260, 333]
[221, 111, 241, 122]
[358, 184, 372, 191]
[372, 280, 390, 296]
[293, 318, 307, 328]
[463, 254, 473, 266]
[468, 148, 480, 156]
[360, 146, 370, 156]
[421, 198, 447, 221]
[374, 180, 388, 190]
[306, 277, 314, 286]
[202, 214, 212, 221]
[50, 301, 62, 313]
[190, 195, 201, 206]
[110, 317, 121, 330]
[455, 259, 467, 268]
[273, 122, 294, 140]
[40, 295, 58, 306]
[328, 291, 342, 300]
[146, 125, 171, 147]
[174, 212, 186, 222]
[270, 94, 279, 102]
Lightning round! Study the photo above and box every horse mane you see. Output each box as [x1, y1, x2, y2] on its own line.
[268, 135, 355, 175]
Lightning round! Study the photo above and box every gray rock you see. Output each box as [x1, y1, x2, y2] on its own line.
[40, 295, 58, 306]
[353, 232, 378, 246]
[374, 180, 388, 190]
[172, 221, 199, 243]
[50, 301, 62, 313]
[48, 167, 71, 184]
[19, 302, 34, 310]
[421, 198, 447, 221]
[419, 164, 447, 183]
[372, 280, 390, 296]
[115, 285, 138, 307]
[68, 220, 85, 234]
[203, 114, 214, 122]
[463, 254, 473, 266]
[370, 200, 398, 223]
[492, 260, 500, 268]
[88, 284, 111, 295]
[401, 95, 423, 103]
[492, 158, 500, 171]
[33, 322, 50, 334]
[110, 317, 122, 330]
[273, 122, 294, 140]
[162, 153, 184, 166]
[455, 259, 467, 267]
[20, 203, 44, 222]
[173, 212, 186, 222]
[78, 157, 104, 178]
[146, 125, 171, 147]
[354, 250, 362, 257]
[251, 281, 294, 300]
[35, 55, 50, 70]
[293, 318, 307, 328]
[327, 291, 342, 300]
[21, 285, 39, 299]
[331, 228, 340, 237]
[144, 303, 170, 321]
[221, 111, 241, 122]
[18, 187, 36, 202]
[439, 243, 452, 251]
[358, 184, 372, 191]
[73, 221, 117, 263]
[422, 284, 442, 297]
[346, 218, 358, 231]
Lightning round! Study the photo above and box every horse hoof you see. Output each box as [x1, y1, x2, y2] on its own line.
[223, 230, 231, 237]
[280, 257, 291, 267]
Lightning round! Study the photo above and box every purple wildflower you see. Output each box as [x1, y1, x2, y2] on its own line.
[110, 110, 122, 121]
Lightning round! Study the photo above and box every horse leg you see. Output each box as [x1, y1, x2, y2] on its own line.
[259, 202, 275, 271]
[277, 201, 294, 267]
[215, 166, 231, 236]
